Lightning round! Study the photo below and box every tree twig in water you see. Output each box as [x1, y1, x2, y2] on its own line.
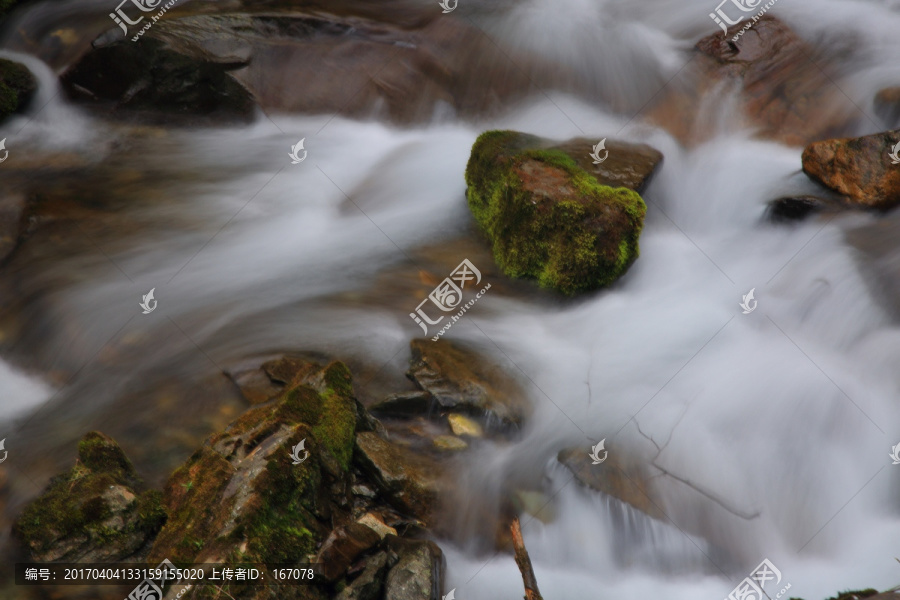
[510, 516, 543, 600]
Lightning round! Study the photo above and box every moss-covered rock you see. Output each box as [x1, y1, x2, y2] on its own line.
[465, 130, 651, 295]
[148, 361, 359, 570]
[0, 58, 37, 122]
[12, 431, 166, 562]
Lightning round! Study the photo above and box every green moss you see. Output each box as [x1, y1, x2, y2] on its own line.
[77, 431, 140, 484]
[277, 362, 356, 471]
[466, 130, 646, 295]
[13, 433, 164, 560]
[0, 58, 36, 121]
[826, 590, 879, 600]
[240, 433, 320, 565]
[278, 385, 323, 425]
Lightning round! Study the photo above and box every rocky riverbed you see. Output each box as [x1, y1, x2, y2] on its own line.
[2, 0, 900, 599]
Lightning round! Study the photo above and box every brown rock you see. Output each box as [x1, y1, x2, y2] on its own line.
[407, 339, 531, 429]
[383, 538, 444, 600]
[354, 432, 442, 521]
[802, 129, 900, 210]
[316, 521, 382, 581]
[558, 447, 664, 520]
[336, 551, 390, 600]
[369, 391, 435, 418]
[648, 16, 856, 146]
[66, 7, 539, 126]
[551, 137, 663, 193]
[875, 87, 900, 123]
[0, 189, 27, 265]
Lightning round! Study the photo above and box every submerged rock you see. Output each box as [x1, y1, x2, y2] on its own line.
[649, 16, 855, 146]
[0, 189, 27, 265]
[802, 130, 900, 210]
[764, 195, 838, 224]
[446, 414, 482, 438]
[370, 391, 436, 418]
[407, 339, 531, 429]
[0, 58, 37, 123]
[874, 87, 900, 124]
[465, 130, 650, 295]
[558, 447, 664, 520]
[12, 432, 166, 562]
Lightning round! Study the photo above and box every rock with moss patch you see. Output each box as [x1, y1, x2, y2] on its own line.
[0, 59, 37, 123]
[148, 361, 358, 568]
[12, 431, 166, 562]
[465, 130, 651, 295]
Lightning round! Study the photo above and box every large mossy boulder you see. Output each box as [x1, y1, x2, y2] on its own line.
[0, 58, 37, 122]
[802, 129, 900, 211]
[12, 431, 166, 562]
[148, 361, 358, 568]
[465, 130, 651, 295]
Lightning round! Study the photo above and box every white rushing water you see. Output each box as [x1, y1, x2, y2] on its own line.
[3, 0, 900, 597]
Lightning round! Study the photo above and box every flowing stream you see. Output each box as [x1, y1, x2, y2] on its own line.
[3, 0, 900, 598]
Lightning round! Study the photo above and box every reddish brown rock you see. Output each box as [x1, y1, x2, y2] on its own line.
[647, 16, 856, 146]
[801, 129, 900, 210]
[316, 522, 382, 581]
